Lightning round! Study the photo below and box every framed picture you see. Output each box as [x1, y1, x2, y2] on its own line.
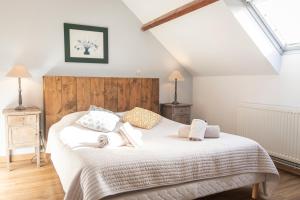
[64, 23, 108, 63]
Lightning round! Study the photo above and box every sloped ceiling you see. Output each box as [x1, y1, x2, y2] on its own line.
[122, 0, 281, 76]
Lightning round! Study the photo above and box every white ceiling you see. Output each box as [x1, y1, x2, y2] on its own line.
[122, 0, 280, 76]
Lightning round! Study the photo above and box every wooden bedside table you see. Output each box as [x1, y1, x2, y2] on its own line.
[160, 103, 192, 124]
[3, 107, 41, 170]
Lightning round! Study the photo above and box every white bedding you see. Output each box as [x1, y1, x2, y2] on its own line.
[46, 112, 279, 200]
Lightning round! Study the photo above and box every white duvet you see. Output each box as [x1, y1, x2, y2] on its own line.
[46, 112, 279, 200]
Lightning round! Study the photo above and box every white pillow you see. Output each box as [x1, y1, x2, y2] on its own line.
[89, 105, 113, 113]
[76, 110, 120, 132]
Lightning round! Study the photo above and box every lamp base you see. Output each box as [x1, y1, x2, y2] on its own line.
[171, 101, 180, 105]
[15, 105, 26, 111]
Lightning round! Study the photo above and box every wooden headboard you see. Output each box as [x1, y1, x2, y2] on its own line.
[43, 76, 159, 135]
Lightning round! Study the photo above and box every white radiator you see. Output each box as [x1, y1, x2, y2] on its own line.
[237, 103, 300, 165]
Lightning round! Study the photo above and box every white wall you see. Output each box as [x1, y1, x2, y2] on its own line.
[0, 0, 193, 156]
[123, 0, 279, 76]
[193, 53, 300, 134]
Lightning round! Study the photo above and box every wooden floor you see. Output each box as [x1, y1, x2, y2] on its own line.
[201, 170, 300, 200]
[0, 161, 300, 200]
[0, 162, 64, 200]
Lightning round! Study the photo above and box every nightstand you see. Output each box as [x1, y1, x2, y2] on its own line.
[3, 107, 41, 170]
[160, 103, 192, 124]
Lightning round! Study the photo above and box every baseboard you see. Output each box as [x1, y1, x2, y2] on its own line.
[272, 157, 300, 176]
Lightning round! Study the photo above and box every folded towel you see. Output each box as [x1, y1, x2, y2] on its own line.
[178, 124, 220, 139]
[119, 122, 143, 147]
[205, 125, 220, 138]
[189, 119, 207, 141]
[60, 125, 126, 149]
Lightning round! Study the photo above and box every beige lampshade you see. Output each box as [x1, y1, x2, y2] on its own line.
[169, 70, 184, 81]
[6, 65, 31, 78]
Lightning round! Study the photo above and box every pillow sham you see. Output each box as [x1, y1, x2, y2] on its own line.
[122, 107, 161, 129]
[76, 110, 120, 132]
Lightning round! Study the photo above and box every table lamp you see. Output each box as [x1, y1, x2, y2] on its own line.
[169, 70, 184, 104]
[6, 65, 31, 110]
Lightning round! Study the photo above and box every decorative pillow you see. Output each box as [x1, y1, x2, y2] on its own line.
[122, 107, 161, 129]
[76, 110, 120, 132]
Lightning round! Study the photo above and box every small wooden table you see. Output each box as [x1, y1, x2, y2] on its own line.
[3, 107, 41, 170]
[160, 103, 192, 124]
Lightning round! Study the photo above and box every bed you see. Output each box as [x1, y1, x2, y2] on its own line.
[44, 76, 279, 200]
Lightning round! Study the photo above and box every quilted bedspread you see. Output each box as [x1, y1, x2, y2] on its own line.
[47, 113, 279, 200]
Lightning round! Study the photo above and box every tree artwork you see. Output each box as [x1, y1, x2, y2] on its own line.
[74, 40, 99, 55]
[64, 23, 108, 63]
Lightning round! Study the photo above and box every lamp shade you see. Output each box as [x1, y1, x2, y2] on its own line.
[6, 65, 31, 78]
[169, 70, 184, 81]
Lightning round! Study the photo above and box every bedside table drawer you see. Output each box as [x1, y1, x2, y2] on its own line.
[7, 115, 36, 126]
[9, 126, 37, 147]
[174, 107, 190, 115]
[173, 115, 191, 124]
[161, 103, 192, 125]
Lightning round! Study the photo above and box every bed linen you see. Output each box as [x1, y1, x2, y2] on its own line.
[46, 112, 279, 200]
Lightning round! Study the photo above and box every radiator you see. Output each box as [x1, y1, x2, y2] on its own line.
[237, 103, 300, 165]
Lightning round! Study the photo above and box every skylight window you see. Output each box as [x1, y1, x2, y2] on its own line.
[245, 0, 300, 53]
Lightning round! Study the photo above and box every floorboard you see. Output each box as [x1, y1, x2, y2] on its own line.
[0, 161, 299, 200]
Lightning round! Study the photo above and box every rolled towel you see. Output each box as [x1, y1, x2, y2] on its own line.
[60, 125, 126, 149]
[178, 125, 190, 138]
[97, 132, 127, 148]
[205, 125, 220, 138]
[97, 135, 109, 147]
[119, 122, 143, 147]
[189, 119, 207, 141]
[106, 132, 128, 148]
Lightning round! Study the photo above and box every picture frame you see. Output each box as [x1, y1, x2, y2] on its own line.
[64, 23, 109, 63]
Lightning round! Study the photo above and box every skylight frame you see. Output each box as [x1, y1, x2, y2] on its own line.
[243, 0, 300, 54]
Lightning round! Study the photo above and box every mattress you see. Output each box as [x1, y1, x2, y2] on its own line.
[46, 112, 279, 200]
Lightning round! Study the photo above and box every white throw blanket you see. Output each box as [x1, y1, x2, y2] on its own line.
[179, 125, 220, 138]
[189, 119, 207, 141]
[119, 122, 143, 147]
[59, 124, 126, 149]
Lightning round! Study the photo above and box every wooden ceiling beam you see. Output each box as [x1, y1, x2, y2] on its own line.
[141, 0, 219, 31]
